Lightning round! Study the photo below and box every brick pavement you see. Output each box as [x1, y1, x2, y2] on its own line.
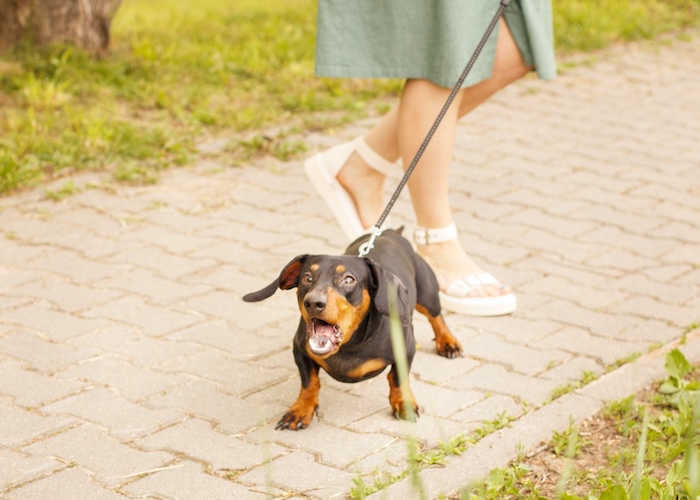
[1, 32, 699, 499]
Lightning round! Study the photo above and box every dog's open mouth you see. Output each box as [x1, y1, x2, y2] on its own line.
[307, 319, 342, 355]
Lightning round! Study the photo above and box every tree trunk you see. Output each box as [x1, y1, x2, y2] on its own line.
[0, 0, 121, 54]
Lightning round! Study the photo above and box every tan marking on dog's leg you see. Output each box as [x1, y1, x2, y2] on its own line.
[416, 304, 463, 358]
[387, 367, 418, 420]
[277, 367, 320, 430]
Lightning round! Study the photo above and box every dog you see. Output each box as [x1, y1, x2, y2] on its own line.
[242, 228, 462, 430]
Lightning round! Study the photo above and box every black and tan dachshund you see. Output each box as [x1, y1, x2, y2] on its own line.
[243, 228, 462, 430]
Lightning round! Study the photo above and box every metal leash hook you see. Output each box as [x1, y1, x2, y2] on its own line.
[357, 0, 512, 258]
[358, 225, 382, 257]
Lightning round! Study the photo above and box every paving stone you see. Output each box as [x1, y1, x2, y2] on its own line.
[17, 248, 131, 284]
[579, 351, 669, 403]
[123, 460, 270, 499]
[581, 226, 678, 259]
[70, 325, 201, 367]
[409, 380, 484, 418]
[22, 423, 174, 487]
[41, 387, 183, 440]
[461, 332, 569, 376]
[59, 206, 134, 237]
[0, 266, 41, 292]
[662, 243, 700, 267]
[84, 296, 200, 337]
[643, 264, 695, 283]
[177, 289, 294, 325]
[165, 319, 290, 360]
[12, 276, 123, 313]
[450, 393, 523, 427]
[501, 208, 600, 239]
[606, 272, 697, 305]
[136, 417, 286, 472]
[0, 295, 31, 311]
[539, 356, 603, 382]
[57, 355, 189, 401]
[347, 440, 409, 477]
[246, 418, 399, 470]
[519, 275, 628, 310]
[0, 449, 61, 494]
[0, 359, 86, 408]
[7, 466, 124, 500]
[147, 380, 284, 435]
[106, 245, 218, 279]
[94, 267, 213, 305]
[539, 326, 650, 366]
[2, 301, 111, 342]
[54, 231, 142, 260]
[409, 349, 481, 386]
[0, 330, 99, 373]
[615, 318, 686, 344]
[515, 254, 617, 286]
[609, 296, 698, 326]
[479, 316, 563, 346]
[0, 400, 75, 448]
[446, 364, 560, 407]
[157, 347, 290, 397]
[585, 248, 661, 273]
[237, 451, 354, 499]
[182, 262, 264, 295]
[292, 383, 389, 428]
[125, 224, 223, 254]
[0, 238, 45, 266]
[526, 298, 641, 338]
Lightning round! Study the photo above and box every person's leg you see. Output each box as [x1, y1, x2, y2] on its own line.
[336, 107, 400, 229]
[337, 18, 530, 237]
[401, 18, 530, 295]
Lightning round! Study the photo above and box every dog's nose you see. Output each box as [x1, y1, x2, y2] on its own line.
[303, 291, 326, 314]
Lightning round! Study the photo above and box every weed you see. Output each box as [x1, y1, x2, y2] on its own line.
[45, 180, 80, 200]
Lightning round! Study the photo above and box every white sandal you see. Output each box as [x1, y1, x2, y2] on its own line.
[413, 224, 517, 317]
[304, 136, 398, 241]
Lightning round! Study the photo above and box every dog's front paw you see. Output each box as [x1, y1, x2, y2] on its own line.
[389, 387, 419, 421]
[276, 404, 318, 430]
[391, 397, 419, 421]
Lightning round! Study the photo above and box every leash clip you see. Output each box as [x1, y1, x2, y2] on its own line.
[358, 226, 382, 257]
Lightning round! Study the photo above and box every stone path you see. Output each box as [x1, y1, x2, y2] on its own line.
[1, 32, 699, 499]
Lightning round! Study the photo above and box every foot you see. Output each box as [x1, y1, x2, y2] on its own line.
[336, 152, 385, 230]
[416, 239, 511, 298]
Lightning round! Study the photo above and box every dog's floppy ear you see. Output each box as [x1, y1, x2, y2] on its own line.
[242, 255, 308, 302]
[364, 258, 410, 325]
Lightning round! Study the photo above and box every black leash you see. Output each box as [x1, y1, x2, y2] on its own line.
[359, 0, 512, 257]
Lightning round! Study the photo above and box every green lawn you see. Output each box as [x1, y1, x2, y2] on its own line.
[1, 0, 698, 194]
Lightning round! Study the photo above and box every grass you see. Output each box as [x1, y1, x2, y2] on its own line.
[459, 348, 700, 500]
[1, 0, 699, 195]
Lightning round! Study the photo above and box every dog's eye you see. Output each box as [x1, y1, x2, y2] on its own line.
[342, 275, 356, 285]
[302, 273, 313, 284]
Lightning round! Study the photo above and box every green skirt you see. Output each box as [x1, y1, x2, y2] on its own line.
[315, 0, 556, 88]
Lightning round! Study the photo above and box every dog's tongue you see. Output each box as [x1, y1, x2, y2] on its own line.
[309, 321, 340, 355]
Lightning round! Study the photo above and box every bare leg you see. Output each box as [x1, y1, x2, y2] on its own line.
[337, 19, 530, 293]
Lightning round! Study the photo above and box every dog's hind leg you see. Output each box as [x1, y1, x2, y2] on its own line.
[416, 304, 463, 359]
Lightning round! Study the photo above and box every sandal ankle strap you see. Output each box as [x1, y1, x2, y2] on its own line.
[413, 223, 458, 245]
[355, 135, 397, 176]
